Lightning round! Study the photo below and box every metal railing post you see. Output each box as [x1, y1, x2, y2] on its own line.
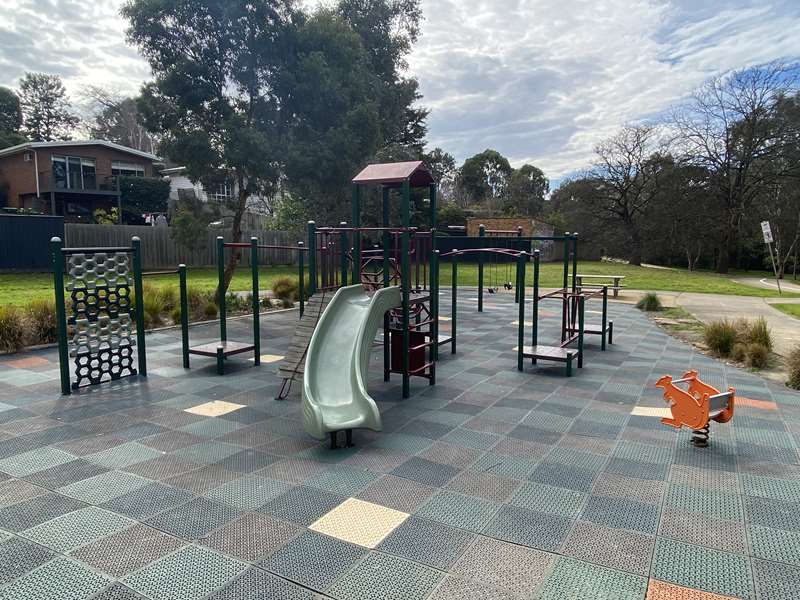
[51, 237, 71, 395]
[216, 236, 227, 342]
[478, 224, 485, 312]
[131, 236, 147, 377]
[251, 237, 260, 365]
[179, 264, 190, 368]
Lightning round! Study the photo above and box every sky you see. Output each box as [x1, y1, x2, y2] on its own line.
[1, 0, 799, 182]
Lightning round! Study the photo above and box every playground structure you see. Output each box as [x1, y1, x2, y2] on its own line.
[51, 236, 147, 395]
[656, 370, 735, 447]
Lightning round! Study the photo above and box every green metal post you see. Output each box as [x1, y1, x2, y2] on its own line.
[578, 295, 585, 368]
[298, 242, 305, 318]
[451, 252, 458, 354]
[515, 226, 523, 303]
[561, 232, 570, 342]
[339, 223, 349, 287]
[382, 187, 391, 382]
[532, 250, 540, 361]
[431, 249, 439, 373]
[601, 285, 608, 351]
[307, 222, 317, 296]
[517, 252, 526, 371]
[216, 236, 227, 342]
[572, 233, 579, 294]
[401, 179, 411, 398]
[51, 237, 71, 395]
[478, 224, 485, 312]
[216, 345, 224, 375]
[250, 237, 260, 365]
[131, 236, 146, 377]
[179, 264, 189, 368]
[352, 186, 361, 284]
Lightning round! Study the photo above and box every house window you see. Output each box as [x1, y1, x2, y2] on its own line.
[111, 161, 145, 177]
[51, 156, 97, 190]
[211, 182, 233, 202]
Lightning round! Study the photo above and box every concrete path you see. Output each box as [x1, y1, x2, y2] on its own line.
[733, 277, 800, 294]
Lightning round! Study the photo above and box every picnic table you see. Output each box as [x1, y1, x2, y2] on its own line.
[572, 274, 626, 298]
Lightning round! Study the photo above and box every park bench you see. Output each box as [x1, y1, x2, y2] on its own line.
[573, 274, 626, 297]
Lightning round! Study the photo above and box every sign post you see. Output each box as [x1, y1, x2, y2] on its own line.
[761, 221, 781, 295]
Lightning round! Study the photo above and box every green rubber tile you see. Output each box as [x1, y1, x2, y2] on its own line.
[21, 506, 135, 553]
[303, 465, 379, 496]
[390, 457, 460, 487]
[581, 495, 660, 534]
[471, 452, 536, 480]
[100, 482, 195, 520]
[591, 472, 665, 505]
[612, 441, 673, 465]
[664, 483, 743, 521]
[735, 426, 796, 448]
[296, 443, 360, 464]
[546, 447, 607, 471]
[373, 433, 435, 454]
[417, 441, 483, 469]
[145, 497, 240, 540]
[89, 584, 147, 600]
[450, 535, 554, 593]
[0, 492, 86, 532]
[445, 469, 520, 502]
[0, 478, 49, 508]
[205, 568, 320, 600]
[746, 496, 800, 532]
[659, 507, 746, 554]
[379, 517, 475, 569]
[0, 536, 56, 585]
[749, 524, 800, 566]
[122, 455, 201, 481]
[258, 485, 345, 526]
[741, 473, 800, 503]
[604, 457, 669, 481]
[201, 513, 300, 562]
[123, 545, 247, 600]
[86, 442, 164, 469]
[342, 447, 412, 474]
[70, 523, 185, 577]
[509, 481, 586, 518]
[441, 427, 500, 450]
[260, 529, 365, 592]
[179, 418, 245, 439]
[417, 490, 500, 532]
[172, 441, 245, 465]
[669, 465, 739, 490]
[752, 558, 800, 600]
[483, 505, 571, 552]
[205, 475, 293, 510]
[356, 475, 436, 513]
[652, 537, 753, 599]
[0, 556, 111, 600]
[528, 461, 598, 493]
[534, 556, 647, 600]
[58, 470, 152, 504]
[24, 459, 110, 490]
[0, 446, 76, 477]
[163, 464, 241, 494]
[520, 411, 573, 433]
[327, 551, 444, 600]
[428, 575, 524, 600]
[562, 521, 654, 576]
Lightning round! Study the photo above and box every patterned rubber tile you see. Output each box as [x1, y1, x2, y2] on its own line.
[310, 497, 408, 548]
[326, 551, 444, 600]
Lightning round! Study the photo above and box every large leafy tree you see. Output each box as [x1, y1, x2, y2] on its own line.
[84, 86, 157, 153]
[506, 164, 549, 216]
[18, 73, 80, 142]
[0, 87, 25, 149]
[123, 0, 296, 291]
[456, 149, 513, 210]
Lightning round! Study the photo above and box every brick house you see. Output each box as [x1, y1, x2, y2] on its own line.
[0, 140, 161, 222]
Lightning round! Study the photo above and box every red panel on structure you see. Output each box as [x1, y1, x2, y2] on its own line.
[352, 161, 435, 188]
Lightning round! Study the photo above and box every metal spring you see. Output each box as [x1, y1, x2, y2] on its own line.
[692, 425, 710, 447]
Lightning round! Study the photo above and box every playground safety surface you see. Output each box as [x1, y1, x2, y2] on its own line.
[0, 293, 799, 599]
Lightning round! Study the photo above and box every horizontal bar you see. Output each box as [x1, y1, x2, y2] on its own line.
[440, 248, 528, 258]
[62, 246, 133, 255]
[223, 243, 307, 251]
[142, 270, 179, 276]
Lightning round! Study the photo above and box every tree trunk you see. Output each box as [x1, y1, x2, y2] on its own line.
[627, 228, 642, 266]
[215, 190, 247, 301]
[716, 229, 732, 274]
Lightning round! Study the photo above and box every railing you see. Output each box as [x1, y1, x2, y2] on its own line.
[38, 172, 121, 193]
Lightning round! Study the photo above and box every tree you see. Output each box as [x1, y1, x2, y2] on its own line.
[337, 0, 428, 151]
[118, 176, 171, 224]
[83, 86, 157, 153]
[424, 147, 456, 201]
[18, 73, 80, 141]
[590, 125, 664, 265]
[456, 149, 513, 210]
[506, 164, 548, 216]
[0, 87, 25, 150]
[124, 0, 295, 293]
[672, 63, 799, 273]
[170, 190, 219, 253]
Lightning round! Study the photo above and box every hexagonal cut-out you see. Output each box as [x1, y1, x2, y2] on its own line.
[185, 401, 245, 417]
[309, 497, 409, 549]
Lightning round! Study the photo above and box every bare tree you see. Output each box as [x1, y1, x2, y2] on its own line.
[672, 62, 799, 273]
[82, 86, 158, 153]
[591, 124, 665, 265]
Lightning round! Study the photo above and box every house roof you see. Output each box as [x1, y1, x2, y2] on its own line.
[0, 140, 160, 161]
[352, 161, 435, 187]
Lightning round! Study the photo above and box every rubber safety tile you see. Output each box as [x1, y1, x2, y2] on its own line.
[144, 497, 240, 540]
[205, 568, 321, 600]
[483, 505, 571, 552]
[535, 556, 648, 600]
[562, 521, 654, 576]
[0, 536, 56, 585]
[21, 506, 135, 553]
[326, 551, 444, 600]
[309, 497, 409, 548]
[378, 516, 476, 569]
[416, 490, 500, 532]
[0, 556, 111, 600]
[201, 512, 300, 562]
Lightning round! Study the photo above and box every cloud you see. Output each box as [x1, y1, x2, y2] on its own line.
[1, 0, 798, 183]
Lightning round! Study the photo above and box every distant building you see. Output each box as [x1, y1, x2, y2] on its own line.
[0, 140, 161, 222]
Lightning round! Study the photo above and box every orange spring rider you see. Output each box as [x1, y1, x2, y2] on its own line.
[655, 369, 734, 447]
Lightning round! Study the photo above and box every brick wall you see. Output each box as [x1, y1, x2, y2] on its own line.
[466, 218, 554, 237]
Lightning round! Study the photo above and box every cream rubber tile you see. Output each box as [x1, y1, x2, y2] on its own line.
[249, 354, 285, 364]
[630, 406, 671, 418]
[309, 497, 409, 549]
[185, 401, 245, 417]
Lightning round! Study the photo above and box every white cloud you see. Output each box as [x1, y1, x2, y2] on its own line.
[1, 0, 798, 182]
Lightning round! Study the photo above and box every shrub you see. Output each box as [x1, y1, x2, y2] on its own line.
[746, 343, 769, 370]
[203, 301, 218, 319]
[262, 297, 274, 309]
[282, 298, 294, 309]
[636, 292, 662, 312]
[170, 307, 182, 324]
[225, 292, 249, 313]
[731, 343, 747, 363]
[747, 317, 772, 351]
[143, 294, 165, 328]
[0, 306, 25, 353]
[272, 277, 298, 301]
[703, 319, 737, 357]
[26, 299, 57, 345]
[787, 345, 800, 389]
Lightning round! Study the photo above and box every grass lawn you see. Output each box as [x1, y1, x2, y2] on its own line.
[0, 261, 792, 308]
[772, 304, 800, 320]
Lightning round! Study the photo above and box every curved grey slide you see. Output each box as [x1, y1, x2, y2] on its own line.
[302, 284, 402, 443]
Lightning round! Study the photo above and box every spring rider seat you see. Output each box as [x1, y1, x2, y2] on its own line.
[655, 369, 735, 447]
